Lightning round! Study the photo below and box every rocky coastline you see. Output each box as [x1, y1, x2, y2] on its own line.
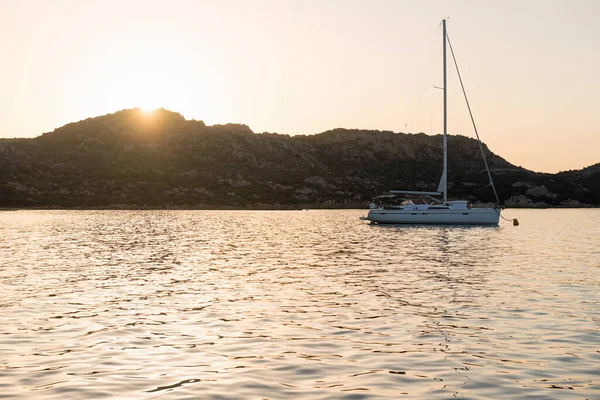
[1, 109, 598, 209]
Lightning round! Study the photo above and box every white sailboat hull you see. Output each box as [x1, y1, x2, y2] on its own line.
[366, 207, 500, 225]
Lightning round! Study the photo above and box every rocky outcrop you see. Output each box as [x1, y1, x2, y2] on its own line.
[525, 185, 557, 199]
[505, 195, 533, 207]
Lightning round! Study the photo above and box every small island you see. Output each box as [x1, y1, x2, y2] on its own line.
[1, 108, 598, 209]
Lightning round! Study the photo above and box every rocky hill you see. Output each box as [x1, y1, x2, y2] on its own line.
[1, 108, 598, 208]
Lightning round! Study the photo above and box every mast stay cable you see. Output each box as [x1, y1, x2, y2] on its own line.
[445, 32, 500, 204]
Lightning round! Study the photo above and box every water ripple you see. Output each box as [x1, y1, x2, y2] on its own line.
[0, 209, 598, 399]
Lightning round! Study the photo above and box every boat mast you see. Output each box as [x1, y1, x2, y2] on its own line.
[442, 19, 448, 204]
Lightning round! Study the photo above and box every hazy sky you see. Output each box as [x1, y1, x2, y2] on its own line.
[1, 0, 598, 173]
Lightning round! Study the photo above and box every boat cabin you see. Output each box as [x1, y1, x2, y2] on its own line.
[369, 195, 471, 211]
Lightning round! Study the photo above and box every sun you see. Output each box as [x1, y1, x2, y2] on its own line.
[140, 106, 157, 114]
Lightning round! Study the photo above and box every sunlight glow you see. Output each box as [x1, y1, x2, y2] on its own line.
[140, 107, 157, 115]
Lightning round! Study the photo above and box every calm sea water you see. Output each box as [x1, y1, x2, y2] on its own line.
[0, 209, 598, 399]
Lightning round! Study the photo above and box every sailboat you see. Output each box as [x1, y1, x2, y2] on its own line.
[362, 20, 501, 225]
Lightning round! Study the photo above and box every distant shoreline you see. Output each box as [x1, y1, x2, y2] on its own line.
[2, 109, 599, 208]
[1, 205, 598, 211]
